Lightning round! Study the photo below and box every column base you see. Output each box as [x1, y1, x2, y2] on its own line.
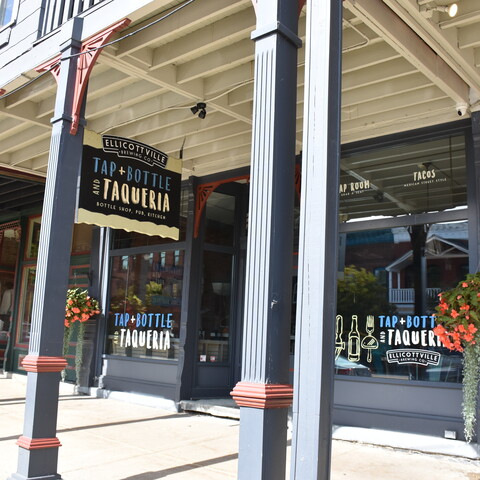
[231, 381, 293, 408]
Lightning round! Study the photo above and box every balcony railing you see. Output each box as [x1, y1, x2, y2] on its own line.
[389, 288, 442, 304]
[41, 0, 106, 37]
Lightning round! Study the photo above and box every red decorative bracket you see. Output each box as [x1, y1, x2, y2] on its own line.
[69, 18, 131, 135]
[0, 89, 6, 96]
[36, 55, 62, 83]
[36, 18, 131, 135]
[194, 175, 250, 238]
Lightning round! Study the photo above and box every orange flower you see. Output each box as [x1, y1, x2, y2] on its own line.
[72, 307, 80, 313]
[451, 309, 459, 319]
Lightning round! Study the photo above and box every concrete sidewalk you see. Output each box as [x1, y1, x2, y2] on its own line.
[1, 376, 479, 480]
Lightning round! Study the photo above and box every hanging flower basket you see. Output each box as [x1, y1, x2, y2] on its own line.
[433, 273, 480, 442]
[63, 288, 100, 385]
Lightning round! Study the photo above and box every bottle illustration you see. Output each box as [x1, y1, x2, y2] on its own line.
[348, 315, 361, 362]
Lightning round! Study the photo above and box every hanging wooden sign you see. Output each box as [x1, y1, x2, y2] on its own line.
[77, 131, 181, 240]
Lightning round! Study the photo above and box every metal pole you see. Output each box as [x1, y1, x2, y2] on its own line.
[9, 18, 84, 480]
[231, 1, 301, 479]
[290, 0, 342, 479]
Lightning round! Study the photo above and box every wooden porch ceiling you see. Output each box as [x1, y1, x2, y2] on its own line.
[0, 0, 479, 186]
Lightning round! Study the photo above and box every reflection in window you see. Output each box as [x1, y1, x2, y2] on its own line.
[111, 189, 188, 249]
[339, 134, 467, 221]
[197, 251, 233, 363]
[16, 267, 35, 345]
[335, 222, 468, 383]
[107, 250, 184, 360]
[205, 192, 235, 246]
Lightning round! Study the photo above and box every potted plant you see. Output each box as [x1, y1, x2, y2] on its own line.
[63, 288, 101, 385]
[433, 272, 480, 442]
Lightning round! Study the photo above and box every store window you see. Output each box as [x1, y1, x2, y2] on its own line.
[0, 223, 20, 359]
[336, 222, 468, 382]
[339, 134, 466, 221]
[335, 131, 468, 383]
[111, 189, 188, 249]
[107, 250, 183, 360]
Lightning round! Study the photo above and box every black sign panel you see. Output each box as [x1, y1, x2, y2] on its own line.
[77, 132, 181, 240]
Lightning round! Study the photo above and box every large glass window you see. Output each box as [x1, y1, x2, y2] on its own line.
[335, 221, 468, 382]
[339, 134, 466, 221]
[107, 250, 183, 360]
[333, 131, 468, 383]
[111, 189, 188, 249]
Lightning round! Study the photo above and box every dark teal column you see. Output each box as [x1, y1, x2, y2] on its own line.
[9, 18, 85, 480]
[231, 1, 301, 479]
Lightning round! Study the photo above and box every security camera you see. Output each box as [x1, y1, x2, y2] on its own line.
[456, 103, 468, 117]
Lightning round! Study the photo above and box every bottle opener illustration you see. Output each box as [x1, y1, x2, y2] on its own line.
[361, 315, 379, 363]
[335, 315, 345, 359]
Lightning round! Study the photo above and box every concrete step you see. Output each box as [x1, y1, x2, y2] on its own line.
[180, 398, 240, 420]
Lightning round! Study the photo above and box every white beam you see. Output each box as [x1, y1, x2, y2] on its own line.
[343, 72, 432, 106]
[385, 0, 480, 95]
[344, 0, 470, 104]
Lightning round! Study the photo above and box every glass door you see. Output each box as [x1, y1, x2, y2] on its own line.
[193, 181, 247, 396]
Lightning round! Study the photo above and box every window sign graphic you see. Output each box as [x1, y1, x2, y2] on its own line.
[77, 131, 182, 240]
[335, 313, 441, 367]
[112, 312, 173, 351]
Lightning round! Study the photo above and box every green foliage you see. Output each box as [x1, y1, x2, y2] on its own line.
[336, 266, 395, 319]
[462, 344, 480, 442]
[145, 281, 163, 305]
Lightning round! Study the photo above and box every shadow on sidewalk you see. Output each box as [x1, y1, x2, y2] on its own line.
[0, 395, 99, 406]
[0, 412, 186, 443]
[120, 453, 239, 480]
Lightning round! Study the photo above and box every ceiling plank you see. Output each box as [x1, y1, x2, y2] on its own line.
[342, 85, 447, 121]
[99, 52, 252, 125]
[342, 72, 433, 106]
[0, 100, 51, 128]
[150, 7, 255, 70]
[176, 39, 254, 84]
[116, 0, 251, 57]
[130, 113, 239, 148]
[385, 0, 480, 95]
[344, 0, 470, 104]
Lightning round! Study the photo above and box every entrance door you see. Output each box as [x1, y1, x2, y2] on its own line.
[192, 181, 247, 397]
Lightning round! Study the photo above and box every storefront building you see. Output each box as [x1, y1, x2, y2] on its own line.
[2, 0, 480, 478]
[93, 118, 474, 439]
